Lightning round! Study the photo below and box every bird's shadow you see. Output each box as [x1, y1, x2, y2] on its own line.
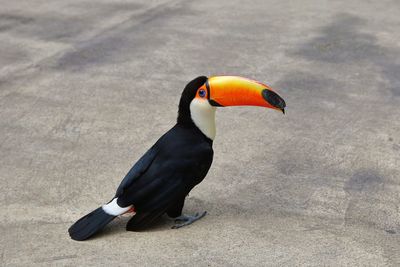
[90, 214, 173, 240]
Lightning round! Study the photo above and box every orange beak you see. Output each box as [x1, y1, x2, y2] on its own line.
[200, 76, 286, 113]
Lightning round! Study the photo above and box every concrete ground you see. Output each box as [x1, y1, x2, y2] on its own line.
[1, 0, 399, 266]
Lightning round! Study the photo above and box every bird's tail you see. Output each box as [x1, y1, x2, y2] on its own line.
[68, 198, 133, 241]
[68, 207, 116, 241]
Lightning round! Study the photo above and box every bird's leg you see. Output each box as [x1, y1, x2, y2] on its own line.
[171, 211, 207, 229]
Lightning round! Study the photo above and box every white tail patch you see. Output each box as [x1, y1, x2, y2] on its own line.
[102, 198, 133, 216]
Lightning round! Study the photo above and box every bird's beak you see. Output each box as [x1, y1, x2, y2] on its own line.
[201, 76, 286, 113]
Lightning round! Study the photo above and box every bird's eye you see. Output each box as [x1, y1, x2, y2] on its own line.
[198, 89, 206, 98]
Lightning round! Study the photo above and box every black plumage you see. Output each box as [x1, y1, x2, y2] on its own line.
[119, 122, 213, 230]
[69, 76, 213, 240]
[68, 207, 115, 241]
[119, 76, 213, 230]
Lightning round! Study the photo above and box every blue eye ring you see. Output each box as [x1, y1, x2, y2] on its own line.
[198, 89, 206, 98]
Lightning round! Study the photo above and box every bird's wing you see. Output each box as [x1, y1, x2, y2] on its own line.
[115, 145, 158, 197]
[125, 175, 187, 231]
[121, 150, 213, 230]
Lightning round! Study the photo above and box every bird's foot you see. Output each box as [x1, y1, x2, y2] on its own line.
[171, 211, 207, 229]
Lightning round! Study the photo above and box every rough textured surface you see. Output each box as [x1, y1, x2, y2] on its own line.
[1, 0, 399, 266]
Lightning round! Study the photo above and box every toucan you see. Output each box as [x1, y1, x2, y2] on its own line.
[68, 76, 286, 241]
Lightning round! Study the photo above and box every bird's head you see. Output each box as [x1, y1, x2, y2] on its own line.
[177, 76, 286, 140]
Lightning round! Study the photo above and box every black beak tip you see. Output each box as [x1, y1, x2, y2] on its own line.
[262, 89, 286, 111]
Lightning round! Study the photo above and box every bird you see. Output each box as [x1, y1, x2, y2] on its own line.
[68, 75, 286, 241]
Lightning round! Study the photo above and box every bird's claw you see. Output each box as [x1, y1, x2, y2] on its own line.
[172, 211, 207, 229]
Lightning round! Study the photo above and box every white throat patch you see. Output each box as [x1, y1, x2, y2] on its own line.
[189, 98, 216, 140]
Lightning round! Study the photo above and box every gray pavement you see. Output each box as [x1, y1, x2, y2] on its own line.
[1, 0, 400, 266]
